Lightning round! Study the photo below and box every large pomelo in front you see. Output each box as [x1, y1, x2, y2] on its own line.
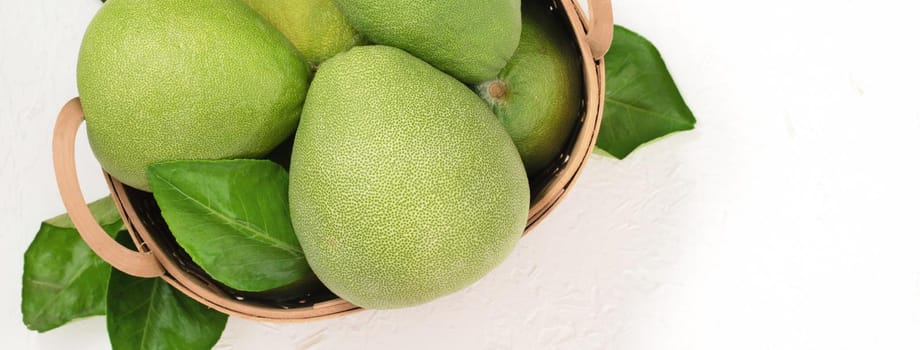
[77, 0, 308, 191]
[289, 45, 529, 309]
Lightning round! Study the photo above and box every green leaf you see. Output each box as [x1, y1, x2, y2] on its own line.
[44, 197, 123, 228]
[22, 197, 124, 332]
[107, 232, 227, 350]
[597, 25, 696, 159]
[146, 159, 315, 292]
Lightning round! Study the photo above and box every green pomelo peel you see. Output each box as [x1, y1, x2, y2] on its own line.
[478, 2, 583, 175]
[77, 0, 308, 191]
[332, 0, 521, 84]
[289, 45, 529, 309]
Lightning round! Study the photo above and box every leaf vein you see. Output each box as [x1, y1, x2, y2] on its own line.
[152, 173, 299, 255]
[605, 98, 694, 128]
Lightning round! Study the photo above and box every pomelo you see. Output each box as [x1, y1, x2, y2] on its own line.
[288, 45, 529, 309]
[240, 0, 364, 68]
[331, 0, 521, 84]
[77, 0, 308, 191]
[477, 3, 583, 175]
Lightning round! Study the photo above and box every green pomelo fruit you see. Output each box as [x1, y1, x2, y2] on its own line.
[240, 0, 364, 67]
[289, 45, 529, 309]
[477, 3, 583, 176]
[77, 0, 308, 191]
[332, 0, 521, 84]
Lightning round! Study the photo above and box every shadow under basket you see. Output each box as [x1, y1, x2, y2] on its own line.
[52, 0, 613, 322]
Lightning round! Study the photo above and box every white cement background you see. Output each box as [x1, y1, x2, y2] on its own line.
[4, 0, 920, 348]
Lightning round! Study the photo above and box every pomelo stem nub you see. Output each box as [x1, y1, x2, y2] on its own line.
[488, 80, 507, 99]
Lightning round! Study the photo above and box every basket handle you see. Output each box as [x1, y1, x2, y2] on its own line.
[585, 0, 614, 60]
[53, 98, 165, 278]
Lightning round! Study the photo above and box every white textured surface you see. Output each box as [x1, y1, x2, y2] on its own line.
[4, 0, 920, 348]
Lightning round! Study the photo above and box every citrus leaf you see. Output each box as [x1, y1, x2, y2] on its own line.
[146, 159, 314, 292]
[44, 197, 123, 228]
[107, 233, 227, 350]
[21, 197, 123, 332]
[597, 25, 696, 159]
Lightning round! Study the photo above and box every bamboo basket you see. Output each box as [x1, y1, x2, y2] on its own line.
[52, 0, 613, 322]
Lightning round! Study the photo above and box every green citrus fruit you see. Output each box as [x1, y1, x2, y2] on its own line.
[77, 0, 308, 191]
[477, 3, 583, 175]
[289, 45, 529, 309]
[240, 0, 364, 67]
[332, 0, 521, 84]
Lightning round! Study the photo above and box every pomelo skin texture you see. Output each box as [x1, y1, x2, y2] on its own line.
[477, 3, 583, 176]
[240, 0, 364, 67]
[77, 0, 308, 191]
[289, 46, 529, 309]
[332, 0, 521, 84]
